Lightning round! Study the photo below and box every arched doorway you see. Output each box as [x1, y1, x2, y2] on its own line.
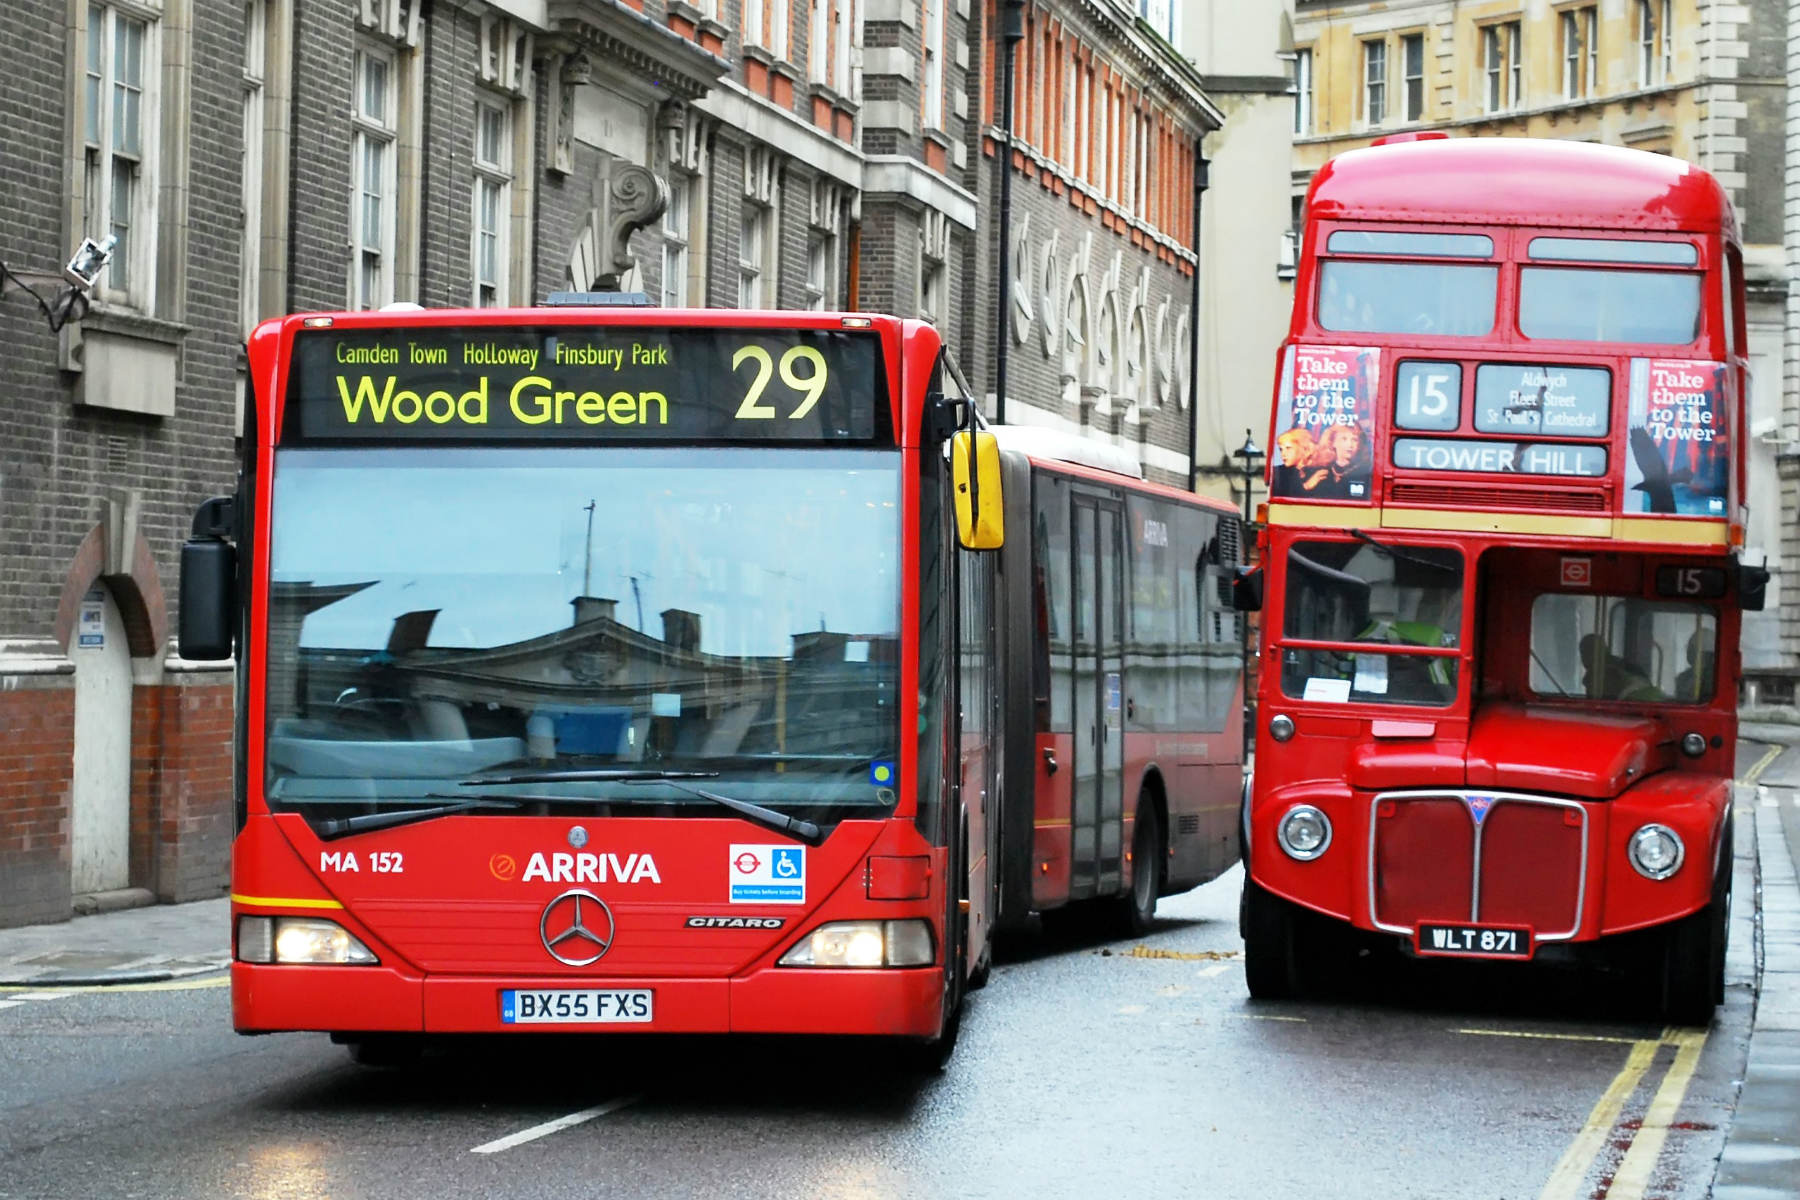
[70, 582, 133, 895]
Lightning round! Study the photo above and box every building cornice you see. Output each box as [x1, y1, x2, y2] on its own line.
[693, 79, 866, 191]
[1067, 0, 1225, 132]
[547, 0, 729, 102]
[862, 156, 980, 230]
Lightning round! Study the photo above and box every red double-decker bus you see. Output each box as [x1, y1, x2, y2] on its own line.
[1239, 135, 1765, 1023]
[180, 302, 1010, 1067]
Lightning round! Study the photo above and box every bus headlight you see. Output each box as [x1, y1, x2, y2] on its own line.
[1269, 714, 1296, 742]
[237, 916, 379, 965]
[1628, 824, 1685, 880]
[1277, 805, 1332, 861]
[778, 920, 934, 968]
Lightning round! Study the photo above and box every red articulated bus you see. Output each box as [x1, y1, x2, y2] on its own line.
[180, 301, 1011, 1068]
[1239, 135, 1765, 1023]
[984, 428, 1249, 936]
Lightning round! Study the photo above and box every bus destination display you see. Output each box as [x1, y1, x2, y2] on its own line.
[286, 327, 882, 442]
[1474, 364, 1611, 436]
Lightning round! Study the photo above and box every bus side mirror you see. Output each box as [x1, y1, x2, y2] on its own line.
[952, 430, 1004, 551]
[179, 496, 237, 661]
[1231, 566, 1264, 613]
[1739, 561, 1769, 612]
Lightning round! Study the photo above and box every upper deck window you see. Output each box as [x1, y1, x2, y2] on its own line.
[1528, 237, 1698, 266]
[1327, 231, 1493, 258]
[1519, 268, 1701, 344]
[1318, 261, 1498, 337]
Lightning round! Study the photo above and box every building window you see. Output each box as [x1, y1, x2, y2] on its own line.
[809, 0, 828, 84]
[350, 42, 397, 310]
[1401, 33, 1424, 122]
[1292, 48, 1313, 136]
[920, 257, 945, 326]
[743, 0, 764, 47]
[1660, 0, 1672, 80]
[739, 205, 769, 308]
[241, 0, 265, 332]
[834, 0, 855, 97]
[1561, 7, 1597, 100]
[662, 175, 690, 307]
[472, 95, 511, 307]
[84, 2, 156, 303]
[922, 0, 945, 129]
[1638, 0, 1671, 87]
[771, 0, 789, 59]
[1362, 39, 1386, 127]
[1482, 22, 1522, 113]
[805, 233, 832, 309]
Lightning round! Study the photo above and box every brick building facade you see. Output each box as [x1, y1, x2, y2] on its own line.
[0, 0, 1215, 927]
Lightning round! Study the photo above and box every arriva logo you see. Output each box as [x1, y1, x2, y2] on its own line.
[520, 850, 662, 885]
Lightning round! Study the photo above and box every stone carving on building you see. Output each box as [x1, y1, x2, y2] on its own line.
[358, 0, 421, 45]
[1008, 213, 1034, 346]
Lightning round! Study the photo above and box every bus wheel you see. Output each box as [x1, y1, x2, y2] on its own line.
[1115, 800, 1164, 936]
[1241, 878, 1301, 1000]
[342, 1034, 423, 1068]
[1660, 890, 1728, 1027]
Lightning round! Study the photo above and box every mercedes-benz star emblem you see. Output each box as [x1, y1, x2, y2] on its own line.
[568, 825, 589, 849]
[539, 889, 616, 966]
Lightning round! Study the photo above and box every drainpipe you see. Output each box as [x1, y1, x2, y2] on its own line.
[1186, 147, 1210, 493]
[994, 0, 1025, 425]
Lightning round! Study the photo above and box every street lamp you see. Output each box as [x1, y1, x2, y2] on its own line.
[1233, 429, 1264, 749]
[1233, 428, 1263, 526]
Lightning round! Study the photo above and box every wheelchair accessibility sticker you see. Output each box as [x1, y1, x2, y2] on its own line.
[728, 844, 806, 904]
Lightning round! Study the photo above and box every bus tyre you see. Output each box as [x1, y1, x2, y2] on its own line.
[1241, 878, 1301, 1000]
[1115, 801, 1164, 936]
[1660, 882, 1729, 1026]
[343, 1035, 423, 1068]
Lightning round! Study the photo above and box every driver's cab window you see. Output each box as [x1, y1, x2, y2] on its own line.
[1529, 594, 1717, 703]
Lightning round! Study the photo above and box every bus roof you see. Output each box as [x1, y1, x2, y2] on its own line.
[1308, 137, 1735, 235]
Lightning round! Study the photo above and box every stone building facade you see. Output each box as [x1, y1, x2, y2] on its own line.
[963, 1, 1220, 489]
[1290, 0, 1793, 671]
[0, 0, 1216, 927]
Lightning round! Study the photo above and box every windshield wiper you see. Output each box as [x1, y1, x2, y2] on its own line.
[475, 769, 823, 845]
[314, 797, 523, 840]
[1349, 527, 1458, 574]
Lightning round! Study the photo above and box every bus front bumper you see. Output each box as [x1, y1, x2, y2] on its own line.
[231, 962, 945, 1038]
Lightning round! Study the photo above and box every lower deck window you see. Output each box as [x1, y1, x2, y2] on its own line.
[1529, 593, 1717, 703]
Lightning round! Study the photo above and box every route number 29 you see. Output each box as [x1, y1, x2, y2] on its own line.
[733, 344, 829, 420]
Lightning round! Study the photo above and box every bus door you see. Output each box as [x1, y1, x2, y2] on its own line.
[1071, 494, 1125, 898]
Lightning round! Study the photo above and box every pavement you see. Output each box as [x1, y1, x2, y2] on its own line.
[2, 732, 1799, 1196]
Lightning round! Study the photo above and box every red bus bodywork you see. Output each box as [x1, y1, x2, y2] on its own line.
[1245, 138, 1754, 1021]
[221, 309, 979, 1050]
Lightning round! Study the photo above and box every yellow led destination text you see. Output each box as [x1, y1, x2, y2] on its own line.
[317, 336, 834, 432]
[333, 373, 669, 427]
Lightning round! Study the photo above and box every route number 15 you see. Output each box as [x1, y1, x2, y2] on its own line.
[1395, 362, 1461, 432]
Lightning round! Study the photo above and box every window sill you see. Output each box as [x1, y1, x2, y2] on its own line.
[807, 80, 859, 114]
[61, 305, 189, 418]
[666, 0, 708, 21]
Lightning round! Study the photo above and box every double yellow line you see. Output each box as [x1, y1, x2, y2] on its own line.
[1536, 1026, 1708, 1200]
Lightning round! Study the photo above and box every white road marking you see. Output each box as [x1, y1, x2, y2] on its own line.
[1197, 963, 1231, 979]
[470, 1095, 642, 1155]
[0, 1000, 25, 1011]
[6, 992, 71, 1002]
[1116, 1004, 1147, 1015]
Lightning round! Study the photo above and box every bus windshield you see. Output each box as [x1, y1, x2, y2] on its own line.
[263, 446, 902, 816]
[1281, 539, 1464, 706]
[1528, 593, 1718, 703]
